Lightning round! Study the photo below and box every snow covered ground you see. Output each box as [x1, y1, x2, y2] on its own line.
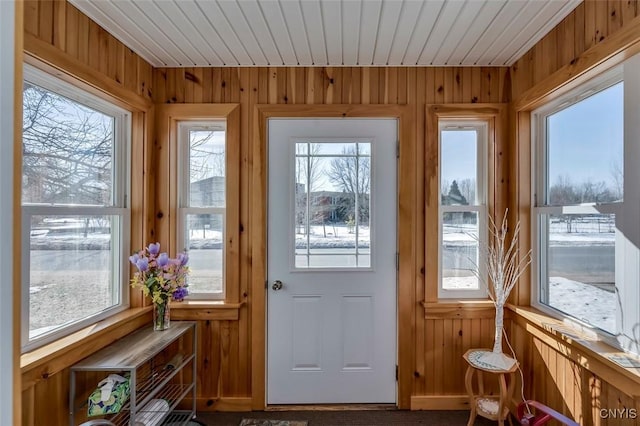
[547, 277, 615, 333]
[442, 276, 615, 333]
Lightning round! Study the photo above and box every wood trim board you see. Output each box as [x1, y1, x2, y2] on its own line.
[251, 104, 416, 409]
[513, 13, 640, 111]
[424, 104, 508, 303]
[24, 32, 152, 112]
[12, 2, 24, 424]
[154, 104, 241, 305]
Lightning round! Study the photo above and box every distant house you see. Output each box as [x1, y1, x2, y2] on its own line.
[296, 187, 370, 225]
[190, 176, 225, 207]
[189, 176, 225, 230]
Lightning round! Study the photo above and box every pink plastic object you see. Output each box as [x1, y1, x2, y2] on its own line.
[517, 400, 580, 426]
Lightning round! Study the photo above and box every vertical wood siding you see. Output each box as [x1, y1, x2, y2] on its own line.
[509, 1, 640, 423]
[509, 319, 640, 426]
[511, 0, 640, 100]
[24, 0, 153, 101]
[150, 66, 510, 410]
[21, 2, 156, 424]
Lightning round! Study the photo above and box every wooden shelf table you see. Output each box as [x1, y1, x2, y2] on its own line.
[69, 321, 197, 426]
[464, 349, 518, 426]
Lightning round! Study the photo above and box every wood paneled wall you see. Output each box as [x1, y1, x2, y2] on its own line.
[511, 0, 640, 100]
[24, 0, 153, 103]
[21, 1, 156, 425]
[151, 66, 511, 409]
[509, 315, 640, 426]
[508, 0, 640, 424]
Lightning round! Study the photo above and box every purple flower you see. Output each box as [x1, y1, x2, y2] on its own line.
[135, 258, 149, 272]
[173, 287, 188, 301]
[177, 252, 189, 266]
[147, 242, 160, 255]
[129, 254, 140, 265]
[157, 252, 169, 267]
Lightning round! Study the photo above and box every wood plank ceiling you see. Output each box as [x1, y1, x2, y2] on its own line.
[70, 0, 581, 68]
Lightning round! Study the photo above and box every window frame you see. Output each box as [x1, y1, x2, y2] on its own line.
[177, 121, 227, 300]
[157, 104, 239, 305]
[530, 64, 640, 353]
[438, 120, 488, 299]
[21, 64, 131, 352]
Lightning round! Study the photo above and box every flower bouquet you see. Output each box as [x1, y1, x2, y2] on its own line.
[130, 243, 189, 330]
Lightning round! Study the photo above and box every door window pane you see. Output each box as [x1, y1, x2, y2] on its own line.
[294, 141, 371, 269]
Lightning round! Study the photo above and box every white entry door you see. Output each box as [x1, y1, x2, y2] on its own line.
[267, 119, 397, 404]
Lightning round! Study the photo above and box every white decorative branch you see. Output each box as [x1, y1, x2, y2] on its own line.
[472, 210, 532, 369]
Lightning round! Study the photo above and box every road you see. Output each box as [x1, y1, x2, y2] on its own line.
[31, 244, 615, 284]
[443, 244, 614, 285]
[30, 249, 223, 271]
[549, 245, 614, 284]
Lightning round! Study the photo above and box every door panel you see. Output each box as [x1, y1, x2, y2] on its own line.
[291, 295, 323, 370]
[267, 118, 397, 404]
[341, 295, 374, 369]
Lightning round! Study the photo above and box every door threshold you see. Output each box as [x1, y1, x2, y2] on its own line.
[266, 404, 397, 412]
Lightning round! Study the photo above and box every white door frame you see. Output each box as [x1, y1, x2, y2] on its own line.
[251, 105, 416, 410]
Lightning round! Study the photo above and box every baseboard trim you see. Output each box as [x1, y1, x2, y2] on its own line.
[410, 395, 470, 410]
[266, 404, 397, 411]
[190, 397, 253, 412]
[195, 396, 471, 412]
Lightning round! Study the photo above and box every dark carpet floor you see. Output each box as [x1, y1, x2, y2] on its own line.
[195, 410, 500, 425]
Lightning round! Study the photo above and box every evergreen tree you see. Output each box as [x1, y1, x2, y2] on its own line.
[447, 180, 468, 205]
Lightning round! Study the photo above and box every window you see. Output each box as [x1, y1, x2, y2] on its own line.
[294, 140, 371, 269]
[178, 122, 226, 299]
[439, 121, 487, 298]
[22, 65, 130, 350]
[533, 57, 640, 353]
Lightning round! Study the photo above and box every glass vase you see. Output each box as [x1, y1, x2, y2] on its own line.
[153, 300, 170, 331]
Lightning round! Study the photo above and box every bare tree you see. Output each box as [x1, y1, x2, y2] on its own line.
[459, 178, 476, 205]
[578, 179, 615, 204]
[189, 130, 225, 182]
[23, 83, 118, 238]
[327, 146, 370, 225]
[548, 175, 617, 233]
[188, 130, 226, 214]
[23, 83, 113, 206]
[610, 160, 623, 201]
[441, 178, 450, 204]
[295, 143, 323, 235]
[548, 175, 578, 205]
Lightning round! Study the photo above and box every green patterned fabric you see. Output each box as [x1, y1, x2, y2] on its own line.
[87, 373, 130, 417]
